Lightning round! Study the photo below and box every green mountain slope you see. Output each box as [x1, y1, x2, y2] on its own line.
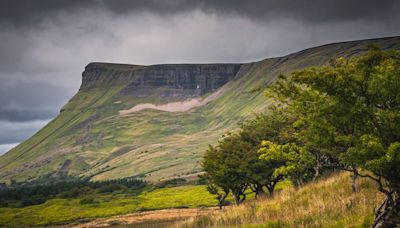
[1, 37, 399, 184]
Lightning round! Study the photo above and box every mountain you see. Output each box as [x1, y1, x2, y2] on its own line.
[1, 37, 399, 184]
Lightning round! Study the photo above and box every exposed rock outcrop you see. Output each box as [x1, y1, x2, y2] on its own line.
[81, 63, 242, 98]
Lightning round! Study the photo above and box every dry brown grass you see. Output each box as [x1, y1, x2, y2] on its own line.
[67, 208, 217, 228]
[176, 172, 383, 228]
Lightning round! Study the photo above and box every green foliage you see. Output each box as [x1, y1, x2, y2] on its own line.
[20, 196, 47, 207]
[259, 140, 315, 185]
[0, 178, 146, 207]
[202, 112, 292, 205]
[96, 184, 127, 193]
[203, 133, 251, 205]
[155, 178, 188, 188]
[79, 196, 99, 205]
[269, 48, 400, 184]
[60, 186, 94, 198]
[265, 48, 400, 226]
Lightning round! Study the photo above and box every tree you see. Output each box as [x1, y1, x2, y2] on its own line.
[254, 108, 329, 187]
[203, 111, 291, 206]
[206, 183, 229, 210]
[239, 112, 289, 196]
[259, 140, 316, 187]
[263, 48, 400, 227]
[202, 135, 250, 206]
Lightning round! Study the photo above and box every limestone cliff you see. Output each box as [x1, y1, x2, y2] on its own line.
[82, 63, 242, 98]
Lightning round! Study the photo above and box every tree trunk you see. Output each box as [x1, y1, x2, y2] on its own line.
[254, 185, 265, 198]
[217, 192, 228, 210]
[233, 192, 246, 205]
[350, 165, 358, 193]
[373, 190, 400, 228]
[266, 186, 274, 197]
[234, 193, 241, 206]
[312, 155, 321, 182]
[240, 192, 246, 203]
[266, 175, 283, 198]
[351, 172, 358, 193]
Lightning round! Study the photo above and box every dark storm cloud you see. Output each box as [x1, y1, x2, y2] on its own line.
[1, 0, 398, 27]
[0, 81, 70, 121]
[0, 120, 49, 144]
[0, 0, 399, 154]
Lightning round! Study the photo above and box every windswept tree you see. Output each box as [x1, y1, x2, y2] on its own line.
[259, 140, 317, 187]
[255, 108, 330, 187]
[261, 48, 400, 227]
[239, 111, 291, 196]
[202, 134, 251, 206]
[203, 110, 292, 207]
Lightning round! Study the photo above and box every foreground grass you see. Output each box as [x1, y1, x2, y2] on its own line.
[0, 172, 383, 227]
[177, 172, 383, 228]
[0, 185, 217, 227]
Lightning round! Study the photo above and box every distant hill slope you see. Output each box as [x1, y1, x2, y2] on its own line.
[1, 37, 399, 184]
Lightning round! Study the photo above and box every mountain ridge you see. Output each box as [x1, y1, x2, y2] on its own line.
[1, 36, 399, 184]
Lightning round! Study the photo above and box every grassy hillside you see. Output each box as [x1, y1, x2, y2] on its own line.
[177, 172, 383, 228]
[0, 37, 399, 184]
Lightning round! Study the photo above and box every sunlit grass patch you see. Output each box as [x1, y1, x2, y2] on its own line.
[178, 172, 383, 228]
[0, 185, 218, 226]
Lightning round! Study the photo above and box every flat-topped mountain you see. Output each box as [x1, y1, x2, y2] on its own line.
[1, 36, 399, 184]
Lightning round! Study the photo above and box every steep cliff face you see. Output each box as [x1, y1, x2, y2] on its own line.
[80, 63, 145, 89]
[82, 63, 242, 98]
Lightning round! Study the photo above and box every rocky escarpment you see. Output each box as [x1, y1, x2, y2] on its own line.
[81, 63, 242, 98]
[80, 63, 145, 89]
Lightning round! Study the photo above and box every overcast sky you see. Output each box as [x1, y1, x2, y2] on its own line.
[0, 0, 399, 155]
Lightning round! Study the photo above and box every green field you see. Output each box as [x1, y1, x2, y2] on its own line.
[0, 185, 217, 227]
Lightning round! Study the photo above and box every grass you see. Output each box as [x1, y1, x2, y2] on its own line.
[0, 172, 381, 227]
[138, 185, 217, 210]
[0, 185, 218, 227]
[177, 172, 383, 228]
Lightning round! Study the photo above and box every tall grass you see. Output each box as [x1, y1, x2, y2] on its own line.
[177, 172, 383, 227]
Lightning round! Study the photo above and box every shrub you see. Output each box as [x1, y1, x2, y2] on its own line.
[20, 196, 46, 207]
[156, 178, 188, 188]
[60, 186, 94, 198]
[96, 184, 127, 193]
[79, 196, 98, 204]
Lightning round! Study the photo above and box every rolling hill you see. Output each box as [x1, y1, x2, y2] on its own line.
[1, 36, 399, 184]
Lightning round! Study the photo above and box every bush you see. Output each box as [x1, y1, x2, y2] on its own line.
[96, 184, 127, 193]
[156, 178, 187, 188]
[79, 196, 98, 204]
[20, 196, 46, 207]
[60, 186, 94, 198]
